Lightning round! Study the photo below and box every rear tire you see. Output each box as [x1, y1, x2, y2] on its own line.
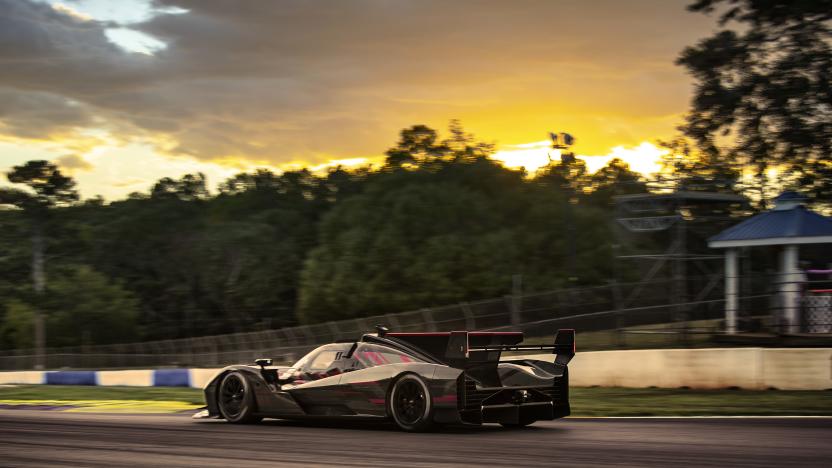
[389, 374, 434, 432]
[218, 372, 262, 424]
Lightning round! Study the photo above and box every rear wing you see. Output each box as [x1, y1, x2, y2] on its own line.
[385, 329, 576, 366]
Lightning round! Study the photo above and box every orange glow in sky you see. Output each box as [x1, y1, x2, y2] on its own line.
[491, 140, 667, 175]
[0, 0, 712, 199]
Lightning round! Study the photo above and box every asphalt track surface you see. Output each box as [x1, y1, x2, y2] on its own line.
[1, 411, 830, 467]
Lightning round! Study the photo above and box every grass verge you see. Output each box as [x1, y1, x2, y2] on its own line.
[570, 387, 832, 416]
[1, 385, 830, 416]
[0, 385, 204, 405]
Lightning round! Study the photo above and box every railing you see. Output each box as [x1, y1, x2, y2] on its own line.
[1, 276, 758, 370]
[9, 273, 830, 371]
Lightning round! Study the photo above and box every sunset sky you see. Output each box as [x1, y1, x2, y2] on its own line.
[0, 0, 716, 199]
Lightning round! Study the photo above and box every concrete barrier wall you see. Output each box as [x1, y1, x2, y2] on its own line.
[97, 370, 154, 387]
[527, 347, 832, 390]
[190, 368, 221, 388]
[0, 369, 220, 388]
[760, 348, 832, 390]
[0, 371, 46, 385]
[0, 348, 829, 390]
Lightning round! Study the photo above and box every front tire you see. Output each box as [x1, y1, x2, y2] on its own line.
[389, 374, 434, 432]
[218, 372, 262, 424]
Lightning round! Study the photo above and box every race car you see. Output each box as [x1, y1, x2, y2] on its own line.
[196, 326, 575, 431]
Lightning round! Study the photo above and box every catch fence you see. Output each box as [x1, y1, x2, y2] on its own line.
[0, 276, 740, 370]
[5, 273, 825, 371]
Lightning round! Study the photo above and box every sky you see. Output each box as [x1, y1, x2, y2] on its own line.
[0, 0, 717, 200]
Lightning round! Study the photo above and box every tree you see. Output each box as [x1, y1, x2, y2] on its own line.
[45, 265, 139, 347]
[0, 266, 141, 348]
[0, 300, 37, 349]
[384, 120, 495, 169]
[219, 169, 282, 195]
[384, 125, 442, 167]
[296, 124, 617, 323]
[297, 181, 513, 322]
[0, 161, 78, 365]
[678, 0, 832, 206]
[441, 119, 496, 164]
[151, 173, 209, 201]
[534, 156, 589, 199]
[584, 158, 648, 206]
[0, 123, 632, 348]
[658, 136, 743, 195]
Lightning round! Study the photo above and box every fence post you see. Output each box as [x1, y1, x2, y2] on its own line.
[511, 274, 522, 325]
[326, 321, 341, 341]
[357, 318, 371, 334]
[421, 308, 436, 332]
[504, 295, 519, 327]
[188, 337, 198, 367]
[219, 334, 233, 366]
[299, 325, 315, 345]
[611, 280, 625, 348]
[384, 313, 401, 331]
[461, 302, 475, 330]
[284, 327, 299, 346]
[210, 338, 218, 367]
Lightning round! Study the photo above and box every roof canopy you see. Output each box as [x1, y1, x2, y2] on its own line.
[709, 192, 832, 248]
[614, 191, 746, 203]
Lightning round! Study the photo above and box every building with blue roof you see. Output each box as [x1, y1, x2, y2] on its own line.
[708, 192, 832, 334]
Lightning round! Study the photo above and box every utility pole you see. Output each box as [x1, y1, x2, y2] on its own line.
[32, 222, 46, 370]
[550, 131, 578, 282]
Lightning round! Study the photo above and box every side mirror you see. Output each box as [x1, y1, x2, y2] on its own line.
[255, 358, 272, 369]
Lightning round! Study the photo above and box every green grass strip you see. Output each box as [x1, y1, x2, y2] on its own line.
[0, 399, 202, 413]
[570, 387, 832, 416]
[0, 385, 205, 405]
[1, 385, 830, 416]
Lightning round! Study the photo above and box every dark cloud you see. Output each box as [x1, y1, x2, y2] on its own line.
[0, 0, 157, 141]
[0, 89, 94, 137]
[0, 1, 155, 94]
[0, 0, 713, 162]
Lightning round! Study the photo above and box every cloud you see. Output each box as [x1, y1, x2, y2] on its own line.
[56, 153, 93, 172]
[51, 2, 93, 22]
[0, 0, 712, 168]
[0, 89, 95, 138]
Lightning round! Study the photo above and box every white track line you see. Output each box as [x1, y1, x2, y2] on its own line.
[568, 415, 832, 419]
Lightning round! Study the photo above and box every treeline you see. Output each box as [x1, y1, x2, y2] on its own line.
[4, 0, 828, 350]
[0, 123, 647, 349]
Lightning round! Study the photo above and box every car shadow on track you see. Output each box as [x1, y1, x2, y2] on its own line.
[237, 417, 565, 434]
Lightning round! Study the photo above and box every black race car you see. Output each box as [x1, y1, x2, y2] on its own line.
[195, 326, 575, 432]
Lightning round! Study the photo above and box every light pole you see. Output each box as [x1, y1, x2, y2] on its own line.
[549, 132, 578, 283]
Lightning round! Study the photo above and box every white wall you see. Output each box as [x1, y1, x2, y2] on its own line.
[97, 370, 153, 387]
[1, 348, 830, 390]
[0, 371, 44, 385]
[528, 347, 832, 390]
[189, 368, 221, 388]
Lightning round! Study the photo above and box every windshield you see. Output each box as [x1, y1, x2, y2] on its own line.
[354, 343, 424, 367]
[291, 345, 330, 369]
[291, 342, 422, 370]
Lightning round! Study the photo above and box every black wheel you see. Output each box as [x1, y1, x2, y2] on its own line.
[218, 372, 261, 424]
[389, 374, 434, 432]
